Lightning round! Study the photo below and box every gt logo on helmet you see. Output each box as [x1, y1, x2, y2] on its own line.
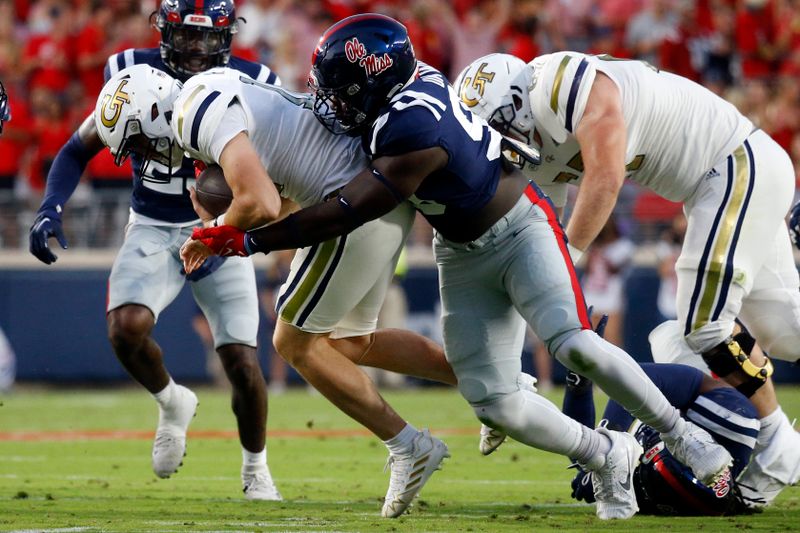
[344, 37, 393, 77]
[100, 79, 131, 128]
[459, 63, 496, 108]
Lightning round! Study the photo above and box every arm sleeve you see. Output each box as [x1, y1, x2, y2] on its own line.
[38, 131, 100, 215]
[246, 170, 402, 253]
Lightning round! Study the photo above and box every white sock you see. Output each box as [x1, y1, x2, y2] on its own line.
[152, 378, 177, 409]
[384, 423, 418, 455]
[574, 426, 612, 470]
[242, 447, 267, 472]
[757, 406, 785, 447]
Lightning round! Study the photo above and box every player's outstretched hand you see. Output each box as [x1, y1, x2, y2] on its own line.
[789, 202, 800, 250]
[29, 210, 68, 264]
[180, 236, 213, 275]
[183, 226, 249, 272]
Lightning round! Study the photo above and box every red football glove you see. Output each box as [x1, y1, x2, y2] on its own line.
[191, 225, 249, 257]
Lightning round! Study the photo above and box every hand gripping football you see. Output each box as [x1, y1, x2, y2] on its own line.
[195, 164, 233, 217]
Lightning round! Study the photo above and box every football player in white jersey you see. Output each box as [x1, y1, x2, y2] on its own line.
[456, 52, 800, 507]
[95, 64, 492, 518]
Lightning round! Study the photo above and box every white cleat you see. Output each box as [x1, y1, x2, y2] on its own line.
[662, 419, 732, 487]
[738, 414, 800, 508]
[590, 427, 642, 520]
[151, 385, 198, 479]
[381, 429, 450, 518]
[478, 373, 537, 455]
[242, 468, 283, 501]
[479, 424, 507, 456]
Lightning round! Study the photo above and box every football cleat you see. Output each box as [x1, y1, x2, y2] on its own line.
[152, 385, 198, 478]
[662, 419, 733, 487]
[589, 426, 642, 520]
[478, 373, 538, 455]
[381, 429, 449, 518]
[737, 414, 800, 508]
[242, 468, 283, 501]
[479, 424, 507, 456]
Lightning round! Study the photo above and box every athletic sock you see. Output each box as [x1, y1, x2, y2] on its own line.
[384, 423, 418, 456]
[756, 406, 785, 448]
[242, 447, 267, 472]
[573, 425, 612, 470]
[152, 378, 177, 409]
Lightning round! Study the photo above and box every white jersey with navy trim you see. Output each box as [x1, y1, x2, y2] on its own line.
[102, 48, 280, 224]
[524, 52, 754, 205]
[173, 68, 366, 208]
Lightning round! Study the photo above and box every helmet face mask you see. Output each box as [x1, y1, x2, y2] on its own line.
[309, 14, 417, 136]
[155, 0, 238, 78]
[308, 76, 368, 135]
[95, 65, 184, 181]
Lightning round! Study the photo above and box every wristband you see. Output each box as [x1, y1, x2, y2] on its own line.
[213, 213, 226, 227]
[567, 243, 584, 263]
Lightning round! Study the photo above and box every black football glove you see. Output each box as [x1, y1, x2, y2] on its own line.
[29, 208, 68, 264]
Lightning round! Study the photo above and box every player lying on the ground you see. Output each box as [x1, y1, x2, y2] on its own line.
[649, 320, 800, 507]
[455, 51, 800, 507]
[565, 359, 759, 515]
[92, 62, 521, 518]
[185, 13, 736, 520]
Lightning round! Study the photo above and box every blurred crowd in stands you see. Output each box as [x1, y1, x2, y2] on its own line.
[2, 0, 800, 251]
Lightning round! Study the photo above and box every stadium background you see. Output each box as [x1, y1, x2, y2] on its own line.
[1, 0, 800, 386]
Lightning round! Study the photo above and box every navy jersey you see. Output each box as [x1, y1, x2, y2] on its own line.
[103, 48, 279, 223]
[363, 63, 503, 228]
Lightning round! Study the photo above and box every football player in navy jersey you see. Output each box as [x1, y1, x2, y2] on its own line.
[185, 13, 737, 519]
[563, 317, 759, 515]
[566, 364, 759, 515]
[28, 0, 282, 500]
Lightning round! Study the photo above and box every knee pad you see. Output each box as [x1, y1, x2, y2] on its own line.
[472, 390, 525, 431]
[701, 331, 773, 397]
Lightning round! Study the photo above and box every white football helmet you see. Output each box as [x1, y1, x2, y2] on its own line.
[455, 53, 534, 145]
[94, 64, 184, 174]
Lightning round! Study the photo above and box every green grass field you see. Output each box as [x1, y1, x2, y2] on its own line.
[0, 385, 798, 532]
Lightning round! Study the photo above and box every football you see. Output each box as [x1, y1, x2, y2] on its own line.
[195, 164, 233, 217]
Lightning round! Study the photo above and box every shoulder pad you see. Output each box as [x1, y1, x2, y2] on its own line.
[172, 68, 247, 158]
[529, 52, 596, 143]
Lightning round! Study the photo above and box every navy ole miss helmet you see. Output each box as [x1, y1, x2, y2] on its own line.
[308, 13, 417, 135]
[155, 0, 238, 77]
[633, 424, 738, 515]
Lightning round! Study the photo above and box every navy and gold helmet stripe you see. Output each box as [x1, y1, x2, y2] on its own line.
[685, 141, 755, 335]
[278, 234, 348, 327]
